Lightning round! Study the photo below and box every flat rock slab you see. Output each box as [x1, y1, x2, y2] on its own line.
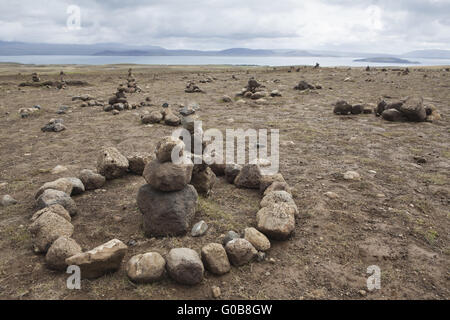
[65, 239, 128, 279]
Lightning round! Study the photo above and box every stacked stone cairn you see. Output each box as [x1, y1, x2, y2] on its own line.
[31, 72, 40, 82]
[125, 68, 141, 93]
[185, 81, 204, 93]
[137, 136, 197, 238]
[105, 84, 132, 114]
[236, 78, 268, 100]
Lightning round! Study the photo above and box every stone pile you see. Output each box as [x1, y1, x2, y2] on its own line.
[31, 73, 40, 82]
[125, 68, 141, 93]
[185, 81, 204, 93]
[376, 96, 441, 123]
[294, 80, 322, 91]
[19, 105, 41, 118]
[140, 103, 181, 126]
[105, 84, 132, 113]
[235, 78, 268, 100]
[137, 136, 198, 237]
[41, 118, 66, 132]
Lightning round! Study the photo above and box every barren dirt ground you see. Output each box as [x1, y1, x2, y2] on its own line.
[0, 63, 448, 300]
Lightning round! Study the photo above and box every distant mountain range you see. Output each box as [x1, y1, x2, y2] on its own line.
[1, 40, 450, 59]
[354, 57, 420, 64]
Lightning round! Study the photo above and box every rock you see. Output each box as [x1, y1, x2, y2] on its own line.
[324, 191, 339, 199]
[45, 237, 82, 271]
[141, 111, 163, 124]
[41, 119, 66, 132]
[79, 169, 106, 190]
[137, 184, 198, 237]
[270, 90, 282, 97]
[244, 227, 271, 251]
[36, 189, 78, 216]
[97, 147, 129, 180]
[191, 167, 216, 195]
[351, 105, 364, 115]
[127, 152, 154, 175]
[212, 286, 221, 298]
[225, 163, 242, 184]
[65, 177, 85, 195]
[222, 231, 240, 245]
[294, 80, 314, 91]
[164, 111, 181, 126]
[166, 248, 204, 285]
[425, 105, 442, 122]
[201, 243, 231, 275]
[259, 173, 286, 194]
[155, 136, 185, 163]
[112, 110, 120, 115]
[51, 165, 68, 175]
[256, 251, 266, 262]
[209, 161, 226, 177]
[225, 239, 257, 267]
[29, 211, 74, 253]
[221, 95, 232, 103]
[264, 181, 292, 196]
[65, 239, 128, 279]
[234, 164, 262, 189]
[126, 252, 166, 283]
[381, 109, 406, 122]
[35, 178, 73, 199]
[191, 220, 208, 237]
[398, 96, 427, 122]
[143, 158, 193, 192]
[251, 92, 266, 100]
[1, 195, 17, 207]
[181, 115, 199, 134]
[256, 203, 296, 240]
[260, 191, 298, 215]
[334, 100, 353, 115]
[30, 204, 71, 223]
[343, 171, 361, 181]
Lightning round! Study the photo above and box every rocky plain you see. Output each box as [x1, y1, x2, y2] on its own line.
[0, 63, 448, 300]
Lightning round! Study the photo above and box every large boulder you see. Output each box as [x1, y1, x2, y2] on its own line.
[65, 239, 128, 279]
[97, 147, 129, 180]
[260, 191, 298, 215]
[244, 227, 271, 252]
[225, 163, 242, 184]
[259, 173, 286, 194]
[256, 203, 296, 240]
[143, 159, 193, 192]
[166, 248, 204, 285]
[65, 177, 85, 195]
[29, 211, 74, 253]
[45, 237, 82, 271]
[31, 204, 71, 223]
[155, 136, 184, 163]
[225, 239, 257, 267]
[141, 111, 163, 124]
[382, 109, 406, 122]
[34, 178, 73, 199]
[333, 100, 353, 115]
[137, 184, 198, 237]
[127, 152, 154, 175]
[398, 96, 427, 122]
[201, 243, 231, 275]
[191, 167, 216, 196]
[36, 189, 78, 216]
[78, 169, 106, 190]
[126, 252, 166, 283]
[234, 164, 262, 189]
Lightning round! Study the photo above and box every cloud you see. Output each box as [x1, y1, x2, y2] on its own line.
[0, 0, 449, 53]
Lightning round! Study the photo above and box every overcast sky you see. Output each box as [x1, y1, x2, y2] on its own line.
[0, 0, 449, 53]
